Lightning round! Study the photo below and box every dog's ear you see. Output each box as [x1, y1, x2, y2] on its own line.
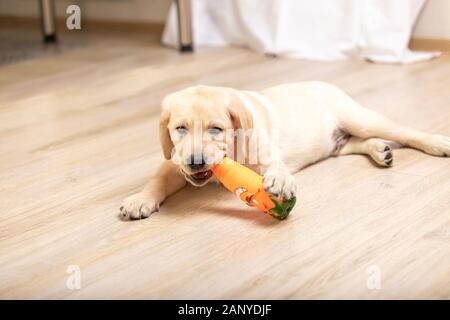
[228, 91, 254, 130]
[227, 91, 254, 163]
[159, 108, 174, 160]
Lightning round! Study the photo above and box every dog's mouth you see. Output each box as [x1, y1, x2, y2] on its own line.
[184, 169, 213, 185]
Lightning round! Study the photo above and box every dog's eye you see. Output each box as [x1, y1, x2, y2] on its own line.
[175, 126, 188, 134]
[208, 127, 223, 135]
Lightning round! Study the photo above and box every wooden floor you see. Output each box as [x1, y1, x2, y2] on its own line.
[0, 31, 449, 299]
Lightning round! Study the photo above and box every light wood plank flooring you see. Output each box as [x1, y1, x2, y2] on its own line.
[0, 32, 449, 299]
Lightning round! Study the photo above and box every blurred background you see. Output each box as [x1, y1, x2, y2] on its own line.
[0, 0, 449, 65]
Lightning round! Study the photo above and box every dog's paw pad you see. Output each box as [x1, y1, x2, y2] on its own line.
[383, 151, 393, 166]
[371, 141, 394, 167]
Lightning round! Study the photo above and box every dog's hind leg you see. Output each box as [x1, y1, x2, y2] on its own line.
[334, 137, 394, 167]
[335, 95, 450, 157]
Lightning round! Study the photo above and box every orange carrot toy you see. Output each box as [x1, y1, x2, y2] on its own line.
[211, 157, 296, 220]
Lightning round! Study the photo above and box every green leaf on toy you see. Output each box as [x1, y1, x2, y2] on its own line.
[268, 197, 297, 220]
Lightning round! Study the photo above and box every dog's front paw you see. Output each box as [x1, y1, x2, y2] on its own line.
[120, 193, 159, 220]
[263, 171, 297, 200]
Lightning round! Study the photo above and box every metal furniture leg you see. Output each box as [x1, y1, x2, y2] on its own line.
[175, 0, 193, 52]
[39, 0, 57, 43]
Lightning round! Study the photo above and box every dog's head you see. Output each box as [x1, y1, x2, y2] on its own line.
[159, 85, 253, 186]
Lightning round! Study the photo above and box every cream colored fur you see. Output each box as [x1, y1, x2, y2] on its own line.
[121, 82, 450, 220]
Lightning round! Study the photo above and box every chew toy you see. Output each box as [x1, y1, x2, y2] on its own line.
[211, 157, 296, 220]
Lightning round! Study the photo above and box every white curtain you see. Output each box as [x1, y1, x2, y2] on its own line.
[162, 0, 439, 64]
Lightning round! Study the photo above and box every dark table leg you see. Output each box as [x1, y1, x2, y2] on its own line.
[175, 0, 193, 52]
[39, 0, 57, 43]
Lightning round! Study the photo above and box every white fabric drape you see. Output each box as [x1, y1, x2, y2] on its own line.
[162, 0, 439, 64]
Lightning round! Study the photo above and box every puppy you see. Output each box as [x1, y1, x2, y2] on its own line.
[120, 82, 450, 219]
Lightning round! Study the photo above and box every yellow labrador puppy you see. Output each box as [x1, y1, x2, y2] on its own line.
[120, 82, 450, 219]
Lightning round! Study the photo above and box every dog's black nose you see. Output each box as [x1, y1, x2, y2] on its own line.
[187, 154, 207, 171]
